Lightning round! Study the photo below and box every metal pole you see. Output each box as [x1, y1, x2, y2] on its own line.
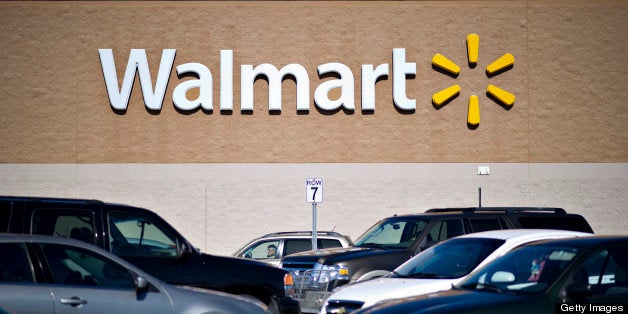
[312, 202, 318, 250]
[479, 187, 482, 207]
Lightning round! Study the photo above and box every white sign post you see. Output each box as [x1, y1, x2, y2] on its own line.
[306, 178, 323, 250]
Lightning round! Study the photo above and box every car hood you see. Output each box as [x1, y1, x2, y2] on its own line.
[203, 252, 286, 272]
[200, 252, 289, 292]
[283, 246, 407, 265]
[357, 288, 544, 314]
[327, 277, 456, 308]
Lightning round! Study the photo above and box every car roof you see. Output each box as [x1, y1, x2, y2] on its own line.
[454, 229, 593, 241]
[424, 207, 567, 214]
[520, 235, 628, 247]
[260, 231, 346, 238]
[381, 207, 575, 219]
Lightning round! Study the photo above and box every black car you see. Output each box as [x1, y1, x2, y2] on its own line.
[0, 196, 300, 314]
[280, 207, 594, 312]
[354, 236, 628, 314]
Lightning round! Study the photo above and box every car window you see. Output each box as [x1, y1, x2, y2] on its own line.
[320, 239, 343, 249]
[243, 240, 280, 260]
[0, 202, 11, 233]
[40, 243, 135, 289]
[0, 243, 35, 283]
[396, 238, 505, 279]
[517, 216, 593, 233]
[419, 219, 464, 250]
[31, 209, 95, 245]
[566, 247, 628, 298]
[108, 211, 179, 258]
[458, 244, 580, 293]
[355, 218, 429, 249]
[283, 239, 310, 256]
[468, 218, 503, 232]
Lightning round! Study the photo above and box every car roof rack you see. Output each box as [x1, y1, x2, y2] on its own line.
[0, 196, 103, 205]
[262, 231, 342, 237]
[425, 207, 567, 214]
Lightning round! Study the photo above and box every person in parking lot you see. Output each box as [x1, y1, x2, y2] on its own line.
[267, 244, 278, 258]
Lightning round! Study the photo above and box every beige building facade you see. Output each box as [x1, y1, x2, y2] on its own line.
[0, 1, 626, 255]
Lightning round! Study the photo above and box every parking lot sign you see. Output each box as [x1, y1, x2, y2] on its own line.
[306, 178, 323, 203]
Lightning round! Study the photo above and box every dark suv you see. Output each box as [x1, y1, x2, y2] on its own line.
[279, 207, 593, 313]
[0, 196, 300, 314]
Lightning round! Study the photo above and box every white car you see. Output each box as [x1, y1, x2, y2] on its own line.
[234, 231, 352, 267]
[320, 229, 592, 314]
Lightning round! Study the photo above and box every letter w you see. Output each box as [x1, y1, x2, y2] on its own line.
[99, 49, 176, 110]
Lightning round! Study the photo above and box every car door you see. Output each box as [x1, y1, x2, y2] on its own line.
[0, 242, 54, 313]
[560, 244, 628, 303]
[30, 207, 98, 247]
[415, 218, 465, 252]
[37, 242, 172, 314]
[106, 210, 201, 285]
[241, 239, 281, 264]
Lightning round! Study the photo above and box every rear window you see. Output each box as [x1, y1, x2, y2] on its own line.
[283, 239, 343, 256]
[517, 216, 593, 233]
[320, 239, 343, 249]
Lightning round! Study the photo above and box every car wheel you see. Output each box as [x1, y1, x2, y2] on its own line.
[267, 298, 280, 314]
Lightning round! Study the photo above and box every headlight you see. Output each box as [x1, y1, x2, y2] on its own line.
[318, 265, 349, 283]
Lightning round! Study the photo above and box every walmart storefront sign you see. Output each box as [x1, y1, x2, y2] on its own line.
[98, 48, 416, 112]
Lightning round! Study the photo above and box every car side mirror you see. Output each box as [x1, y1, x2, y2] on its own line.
[491, 271, 515, 283]
[135, 276, 148, 294]
[178, 241, 194, 259]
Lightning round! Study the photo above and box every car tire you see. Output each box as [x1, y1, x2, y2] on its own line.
[267, 298, 280, 314]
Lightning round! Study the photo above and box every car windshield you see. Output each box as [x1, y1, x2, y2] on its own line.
[354, 217, 429, 250]
[456, 244, 582, 294]
[393, 238, 505, 279]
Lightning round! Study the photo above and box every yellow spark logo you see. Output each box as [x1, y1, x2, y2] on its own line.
[432, 34, 515, 127]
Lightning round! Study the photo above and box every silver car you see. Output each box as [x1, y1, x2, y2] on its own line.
[0, 234, 269, 314]
[234, 231, 353, 267]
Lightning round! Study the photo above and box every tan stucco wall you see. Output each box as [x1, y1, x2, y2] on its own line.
[2, 163, 626, 255]
[1, 0, 626, 163]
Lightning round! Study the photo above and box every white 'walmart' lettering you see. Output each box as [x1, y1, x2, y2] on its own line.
[98, 49, 416, 112]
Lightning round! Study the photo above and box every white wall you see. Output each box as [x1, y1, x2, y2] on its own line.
[1, 163, 626, 256]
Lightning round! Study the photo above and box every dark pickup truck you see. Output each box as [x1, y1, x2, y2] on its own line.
[279, 207, 594, 313]
[0, 196, 300, 314]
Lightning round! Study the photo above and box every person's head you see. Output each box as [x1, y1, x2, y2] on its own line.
[267, 244, 278, 257]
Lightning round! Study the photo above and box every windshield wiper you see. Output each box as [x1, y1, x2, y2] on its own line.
[359, 242, 388, 249]
[458, 282, 503, 293]
[390, 271, 409, 278]
[408, 272, 446, 279]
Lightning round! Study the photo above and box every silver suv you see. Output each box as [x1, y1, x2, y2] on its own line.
[234, 231, 353, 266]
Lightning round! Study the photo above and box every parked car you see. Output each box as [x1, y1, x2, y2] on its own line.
[0, 196, 300, 314]
[280, 207, 593, 313]
[234, 231, 353, 266]
[0, 234, 269, 313]
[320, 229, 592, 313]
[353, 236, 628, 314]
